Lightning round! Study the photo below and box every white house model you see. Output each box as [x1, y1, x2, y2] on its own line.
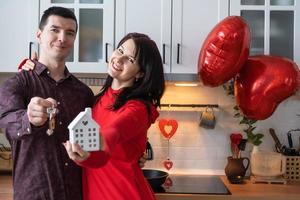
[68, 107, 100, 151]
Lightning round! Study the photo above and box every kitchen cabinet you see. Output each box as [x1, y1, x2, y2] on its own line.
[116, 0, 229, 74]
[40, 0, 114, 73]
[0, 0, 39, 72]
[230, 0, 300, 66]
[1, 0, 229, 74]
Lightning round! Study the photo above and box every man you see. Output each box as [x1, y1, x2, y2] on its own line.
[0, 7, 94, 200]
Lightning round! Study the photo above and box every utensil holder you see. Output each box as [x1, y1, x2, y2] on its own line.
[284, 156, 300, 181]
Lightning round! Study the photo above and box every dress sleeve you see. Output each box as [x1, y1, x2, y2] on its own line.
[79, 101, 153, 168]
[0, 75, 36, 141]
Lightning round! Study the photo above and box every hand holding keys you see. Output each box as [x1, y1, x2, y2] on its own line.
[46, 106, 58, 136]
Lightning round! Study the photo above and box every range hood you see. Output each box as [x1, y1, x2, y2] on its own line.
[164, 73, 199, 82]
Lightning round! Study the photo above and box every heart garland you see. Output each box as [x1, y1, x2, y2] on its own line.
[158, 118, 178, 171]
[163, 158, 173, 170]
[164, 177, 173, 188]
[158, 119, 178, 139]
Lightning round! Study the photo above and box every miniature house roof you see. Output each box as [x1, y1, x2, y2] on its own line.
[68, 107, 99, 131]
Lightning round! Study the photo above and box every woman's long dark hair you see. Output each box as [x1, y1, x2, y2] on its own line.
[94, 33, 165, 112]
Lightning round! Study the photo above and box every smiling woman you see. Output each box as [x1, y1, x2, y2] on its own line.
[63, 32, 165, 200]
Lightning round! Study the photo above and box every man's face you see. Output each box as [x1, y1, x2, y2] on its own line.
[37, 15, 77, 62]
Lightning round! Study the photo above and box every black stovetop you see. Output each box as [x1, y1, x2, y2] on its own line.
[153, 175, 231, 195]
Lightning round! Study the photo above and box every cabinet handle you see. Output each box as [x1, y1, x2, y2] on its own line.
[162, 44, 166, 64]
[177, 43, 180, 64]
[29, 42, 34, 58]
[105, 43, 109, 63]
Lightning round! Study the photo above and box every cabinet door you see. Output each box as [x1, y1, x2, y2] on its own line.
[115, 0, 172, 73]
[0, 0, 39, 72]
[171, 0, 229, 74]
[40, 0, 114, 73]
[115, 0, 229, 75]
[230, 0, 300, 65]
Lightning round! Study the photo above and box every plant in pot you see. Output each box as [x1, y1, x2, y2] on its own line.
[233, 105, 264, 147]
[223, 79, 264, 148]
[223, 80, 265, 183]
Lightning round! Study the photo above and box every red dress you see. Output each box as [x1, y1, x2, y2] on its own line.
[79, 87, 158, 200]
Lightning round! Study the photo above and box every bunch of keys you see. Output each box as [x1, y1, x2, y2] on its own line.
[46, 106, 57, 136]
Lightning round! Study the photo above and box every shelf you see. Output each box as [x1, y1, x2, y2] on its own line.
[160, 104, 219, 108]
[159, 104, 219, 112]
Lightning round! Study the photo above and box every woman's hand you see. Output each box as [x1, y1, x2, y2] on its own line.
[63, 140, 90, 163]
[18, 52, 37, 71]
[138, 153, 147, 168]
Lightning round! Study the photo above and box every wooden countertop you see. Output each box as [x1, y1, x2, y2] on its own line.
[0, 175, 13, 200]
[156, 176, 300, 200]
[1, 174, 300, 200]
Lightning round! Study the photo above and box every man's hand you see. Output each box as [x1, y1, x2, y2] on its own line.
[27, 97, 57, 126]
[63, 141, 90, 163]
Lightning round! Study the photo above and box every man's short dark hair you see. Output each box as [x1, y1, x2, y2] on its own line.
[39, 6, 78, 32]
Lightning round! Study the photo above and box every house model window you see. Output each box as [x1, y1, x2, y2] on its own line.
[68, 107, 100, 151]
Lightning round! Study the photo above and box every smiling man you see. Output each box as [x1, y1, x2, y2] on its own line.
[0, 7, 94, 200]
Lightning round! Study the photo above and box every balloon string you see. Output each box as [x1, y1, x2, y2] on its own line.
[167, 104, 171, 159]
[167, 139, 170, 159]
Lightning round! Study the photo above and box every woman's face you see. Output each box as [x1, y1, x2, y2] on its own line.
[108, 39, 143, 89]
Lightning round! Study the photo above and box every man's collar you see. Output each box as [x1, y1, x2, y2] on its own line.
[33, 61, 72, 79]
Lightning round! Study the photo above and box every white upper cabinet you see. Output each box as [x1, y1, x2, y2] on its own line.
[230, 0, 300, 65]
[171, 0, 229, 74]
[116, 0, 229, 74]
[0, 0, 39, 72]
[115, 0, 172, 73]
[40, 0, 114, 73]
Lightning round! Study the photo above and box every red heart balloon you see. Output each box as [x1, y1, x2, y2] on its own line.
[163, 159, 173, 170]
[158, 119, 178, 139]
[198, 16, 250, 87]
[235, 55, 300, 120]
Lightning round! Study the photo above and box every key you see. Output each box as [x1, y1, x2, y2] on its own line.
[46, 106, 57, 136]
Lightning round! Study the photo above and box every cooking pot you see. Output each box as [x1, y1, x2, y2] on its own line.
[142, 169, 169, 188]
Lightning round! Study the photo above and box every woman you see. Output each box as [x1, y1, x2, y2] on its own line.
[64, 33, 165, 200]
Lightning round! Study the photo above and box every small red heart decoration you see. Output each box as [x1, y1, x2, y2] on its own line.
[163, 159, 173, 170]
[164, 177, 173, 188]
[158, 119, 178, 139]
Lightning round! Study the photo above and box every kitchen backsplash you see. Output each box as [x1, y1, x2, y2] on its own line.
[144, 84, 300, 175]
[1, 74, 299, 175]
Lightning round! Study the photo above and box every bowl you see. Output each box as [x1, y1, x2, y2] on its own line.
[142, 169, 169, 188]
